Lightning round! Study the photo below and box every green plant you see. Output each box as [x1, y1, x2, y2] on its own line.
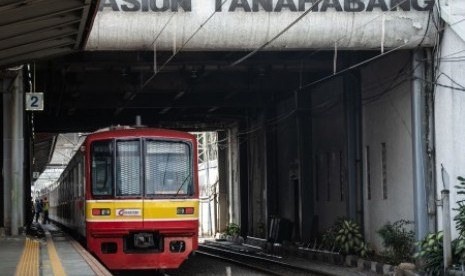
[226, 223, 240, 236]
[415, 176, 465, 273]
[335, 219, 367, 257]
[321, 217, 345, 251]
[455, 176, 465, 263]
[377, 219, 415, 264]
[455, 177, 465, 236]
[414, 232, 444, 275]
[414, 175, 465, 273]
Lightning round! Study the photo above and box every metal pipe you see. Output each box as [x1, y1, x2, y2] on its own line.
[412, 50, 428, 242]
[441, 164, 452, 272]
[441, 190, 452, 272]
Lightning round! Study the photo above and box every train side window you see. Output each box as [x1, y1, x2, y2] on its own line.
[91, 140, 114, 196]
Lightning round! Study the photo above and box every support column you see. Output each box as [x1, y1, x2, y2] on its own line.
[228, 126, 241, 226]
[412, 50, 428, 241]
[217, 131, 229, 233]
[239, 122, 249, 237]
[265, 108, 278, 239]
[0, 76, 4, 231]
[24, 111, 33, 228]
[295, 89, 314, 241]
[344, 65, 363, 223]
[3, 70, 24, 235]
[3, 76, 13, 234]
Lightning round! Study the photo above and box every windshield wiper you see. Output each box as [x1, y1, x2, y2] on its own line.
[175, 173, 191, 196]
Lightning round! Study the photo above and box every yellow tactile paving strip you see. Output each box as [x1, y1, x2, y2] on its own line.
[15, 238, 39, 276]
[46, 232, 67, 276]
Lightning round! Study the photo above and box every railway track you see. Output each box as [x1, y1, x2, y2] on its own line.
[197, 244, 325, 275]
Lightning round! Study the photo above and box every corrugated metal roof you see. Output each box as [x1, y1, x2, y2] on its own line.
[0, 0, 99, 69]
[0, 0, 99, 175]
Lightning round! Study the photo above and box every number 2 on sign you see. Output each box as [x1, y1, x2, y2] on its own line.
[25, 93, 43, 111]
[30, 96, 39, 107]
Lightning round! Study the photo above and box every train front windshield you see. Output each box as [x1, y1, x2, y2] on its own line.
[91, 139, 193, 197]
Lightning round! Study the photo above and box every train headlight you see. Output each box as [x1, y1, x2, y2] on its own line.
[177, 207, 194, 215]
[92, 208, 111, 216]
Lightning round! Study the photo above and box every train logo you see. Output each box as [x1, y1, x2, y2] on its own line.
[116, 209, 141, 216]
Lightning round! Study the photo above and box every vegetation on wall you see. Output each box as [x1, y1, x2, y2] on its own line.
[454, 176, 465, 263]
[377, 219, 415, 264]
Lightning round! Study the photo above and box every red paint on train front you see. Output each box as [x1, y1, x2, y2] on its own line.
[86, 220, 198, 269]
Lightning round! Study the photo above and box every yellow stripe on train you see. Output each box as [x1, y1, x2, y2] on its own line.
[86, 199, 199, 221]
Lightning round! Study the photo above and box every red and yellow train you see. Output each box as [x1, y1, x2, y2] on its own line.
[47, 127, 199, 270]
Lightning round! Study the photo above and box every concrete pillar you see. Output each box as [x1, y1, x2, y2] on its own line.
[343, 64, 363, 223]
[265, 108, 278, 236]
[217, 131, 229, 233]
[24, 112, 32, 228]
[0, 76, 4, 230]
[239, 121, 249, 237]
[3, 77, 13, 234]
[295, 90, 314, 241]
[228, 126, 241, 226]
[3, 70, 24, 235]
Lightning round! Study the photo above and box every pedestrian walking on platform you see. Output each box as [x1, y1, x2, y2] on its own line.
[34, 199, 42, 223]
[42, 197, 49, 224]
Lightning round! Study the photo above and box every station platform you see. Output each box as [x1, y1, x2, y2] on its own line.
[0, 222, 111, 276]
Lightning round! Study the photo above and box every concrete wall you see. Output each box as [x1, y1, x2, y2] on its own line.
[361, 51, 414, 251]
[241, 51, 417, 248]
[311, 79, 347, 232]
[243, 97, 301, 239]
[435, 27, 465, 239]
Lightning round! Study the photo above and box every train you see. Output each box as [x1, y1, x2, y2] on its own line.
[46, 126, 199, 270]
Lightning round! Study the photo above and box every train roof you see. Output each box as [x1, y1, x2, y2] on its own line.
[87, 126, 196, 141]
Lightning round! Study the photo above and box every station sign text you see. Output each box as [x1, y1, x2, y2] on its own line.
[99, 0, 434, 12]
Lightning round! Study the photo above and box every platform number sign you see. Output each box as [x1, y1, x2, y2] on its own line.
[25, 93, 44, 111]
[32, 172, 40, 180]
